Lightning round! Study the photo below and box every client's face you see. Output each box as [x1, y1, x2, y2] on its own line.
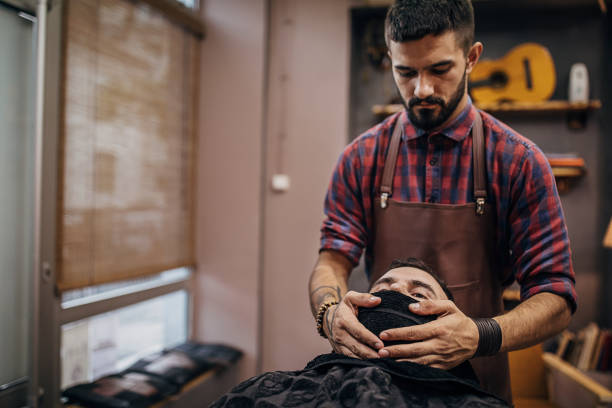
[369, 267, 448, 301]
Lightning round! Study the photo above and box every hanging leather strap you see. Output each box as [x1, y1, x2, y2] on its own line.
[380, 119, 403, 197]
[472, 113, 486, 199]
[472, 113, 487, 215]
[380, 112, 487, 214]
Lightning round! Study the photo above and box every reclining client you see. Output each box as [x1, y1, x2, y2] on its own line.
[211, 258, 511, 408]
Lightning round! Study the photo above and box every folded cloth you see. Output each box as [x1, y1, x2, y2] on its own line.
[127, 343, 242, 387]
[63, 342, 243, 407]
[172, 342, 243, 368]
[62, 372, 178, 408]
[126, 350, 209, 387]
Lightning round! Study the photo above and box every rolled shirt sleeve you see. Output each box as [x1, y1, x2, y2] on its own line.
[507, 145, 577, 313]
[320, 142, 368, 266]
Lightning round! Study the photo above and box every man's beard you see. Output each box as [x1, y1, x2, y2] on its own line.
[402, 69, 467, 131]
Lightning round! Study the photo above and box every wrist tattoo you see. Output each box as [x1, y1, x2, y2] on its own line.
[310, 285, 341, 314]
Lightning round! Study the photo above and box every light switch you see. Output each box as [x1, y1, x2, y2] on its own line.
[271, 174, 291, 192]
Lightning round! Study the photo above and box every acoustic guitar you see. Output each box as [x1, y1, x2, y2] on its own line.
[469, 43, 556, 104]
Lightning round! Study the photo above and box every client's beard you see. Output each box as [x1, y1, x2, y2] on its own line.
[401, 69, 467, 131]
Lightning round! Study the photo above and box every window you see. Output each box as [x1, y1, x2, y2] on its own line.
[61, 282, 189, 388]
[28, 0, 202, 404]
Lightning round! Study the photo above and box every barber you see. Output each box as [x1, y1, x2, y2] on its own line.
[308, 0, 576, 403]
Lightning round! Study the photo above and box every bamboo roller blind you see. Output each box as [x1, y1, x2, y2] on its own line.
[59, 0, 198, 290]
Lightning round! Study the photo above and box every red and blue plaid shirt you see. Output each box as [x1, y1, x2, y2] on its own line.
[321, 99, 577, 312]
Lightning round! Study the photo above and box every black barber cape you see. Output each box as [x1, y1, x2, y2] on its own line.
[210, 291, 510, 407]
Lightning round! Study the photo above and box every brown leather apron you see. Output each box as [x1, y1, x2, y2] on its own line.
[371, 113, 512, 403]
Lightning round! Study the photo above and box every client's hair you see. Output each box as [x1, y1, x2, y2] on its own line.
[388, 258, 454, 301]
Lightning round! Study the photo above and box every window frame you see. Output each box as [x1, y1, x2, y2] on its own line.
[1, 0, 36, 14]
[59, 272, 194, 390]
[60, 270, 193, 325]
[0, 378, 29, 408]
[31, 0, 201, 406]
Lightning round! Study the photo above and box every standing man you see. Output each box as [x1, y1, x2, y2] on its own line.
[309, 0, 576, 402]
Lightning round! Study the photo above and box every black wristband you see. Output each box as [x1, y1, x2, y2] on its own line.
[471, 318, 502, 357]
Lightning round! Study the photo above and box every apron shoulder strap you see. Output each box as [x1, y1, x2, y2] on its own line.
[472, 112, 487, 215]
[379, 117, 403, 207]
[379, 111, 487, 212]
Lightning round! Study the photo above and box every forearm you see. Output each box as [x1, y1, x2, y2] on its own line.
[309, 250, 383, 357]
[493, 292, 572, 352]
[308, 250, 352, 316]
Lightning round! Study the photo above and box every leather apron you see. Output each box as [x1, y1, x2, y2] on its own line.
[371, 113, 512, 403]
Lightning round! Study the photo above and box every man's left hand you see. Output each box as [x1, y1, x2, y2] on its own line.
[377, 299, 479, 369]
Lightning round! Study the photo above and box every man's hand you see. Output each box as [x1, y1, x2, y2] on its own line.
[323, 291, 384, 359]
[377, 299, 479, 369]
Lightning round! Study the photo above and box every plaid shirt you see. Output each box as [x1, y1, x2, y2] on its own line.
[321, 99, 577, 312]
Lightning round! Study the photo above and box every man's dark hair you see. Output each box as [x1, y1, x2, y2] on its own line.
[384, 0, 475, 55]
[388, 258, 454, 301]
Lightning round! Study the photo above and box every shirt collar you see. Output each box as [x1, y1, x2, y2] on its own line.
[399, 97, 476, 142]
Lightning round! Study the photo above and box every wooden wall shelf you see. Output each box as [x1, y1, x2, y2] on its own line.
[552, 168, 586, 194]
[546, 156, 586, 193]
[372, 100, 602, 116]
[477, 100, 602, 114]
[552, 167, 586, 178]
[543, 353, 612, 406]
[371, 104, 402, 115]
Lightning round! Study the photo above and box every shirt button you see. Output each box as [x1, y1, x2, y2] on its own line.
[429, 158, 438, 166]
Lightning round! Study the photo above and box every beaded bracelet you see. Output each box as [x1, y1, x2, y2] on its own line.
[471, 317, 503, 357]
[315, 300, 339, 338]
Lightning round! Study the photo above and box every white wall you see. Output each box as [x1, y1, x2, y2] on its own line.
[194, 0, 267, 381]
[261, 0, 351, 372]
[194, 0, 352, 380]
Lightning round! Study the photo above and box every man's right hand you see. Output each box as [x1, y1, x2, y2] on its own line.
[323, 291, 384, 359]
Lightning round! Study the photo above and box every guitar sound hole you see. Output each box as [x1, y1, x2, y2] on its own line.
[489, 71, 509, 88]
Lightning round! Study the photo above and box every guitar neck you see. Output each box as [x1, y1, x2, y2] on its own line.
[469, 79, 495, 89]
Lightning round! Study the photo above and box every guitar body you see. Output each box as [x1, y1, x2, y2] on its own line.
[469, 43, 556, 104]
